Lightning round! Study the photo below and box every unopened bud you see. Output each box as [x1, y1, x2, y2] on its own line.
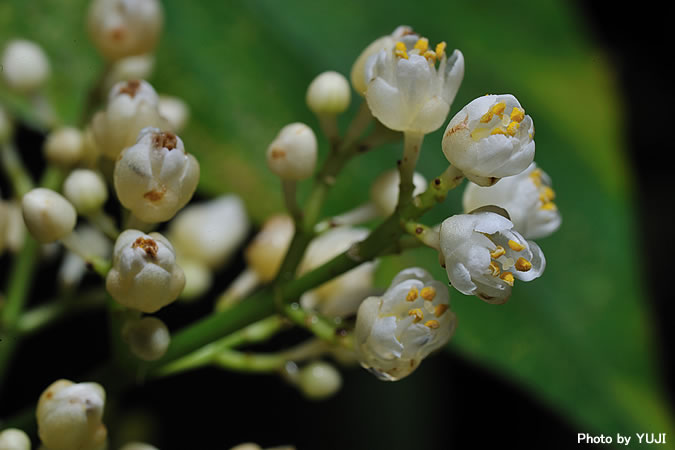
[123, 316, 170, 361]
[43, 127, 84, 167]
[63, 169, 108, 215]
[266, 123, 317, 181]
[0, 428, 31, 450]
[158, 95, 190, 133]
[369, 169, 427, 217]
[1, 39, 50, 93]
[296, 361, 342, 400]
[244, 214, 294, 282]
[22, 188, 77, 243]
[306, 71, 351, 116]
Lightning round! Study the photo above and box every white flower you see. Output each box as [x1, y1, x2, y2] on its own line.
[1, 39, 50, 93]
[167, 195, 249, 269]
[266, 123, 317, 181]
[91, 79, 166, 159]
[106, 230, 185, 313]
[364, 32, 464, 134]
[355, 267, 456, 381]
[87, 0, 163, 61]
[439, 210, 545, 304]
[244, 214, 294, 282]
[306, 71, 351, 116]
[36, 379, 107, 450]
[298, 226, 376, 318]
[114, 127, 200, 223]
[462, 163, 561, 239]
[442, 94, 535, 186]
[21, 188, 77, 243]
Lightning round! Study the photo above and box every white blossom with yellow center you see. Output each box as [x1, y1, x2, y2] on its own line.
[463, 163, 561, 239]
[364, 32, 464, 134]
[355, 267, 456, 381]
[439, 210, 545, 304]
[442, 94, 535, 186]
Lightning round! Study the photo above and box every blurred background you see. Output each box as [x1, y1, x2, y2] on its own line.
[1, 0, 673, 448]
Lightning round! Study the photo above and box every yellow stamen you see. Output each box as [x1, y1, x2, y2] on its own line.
[489, 261, 501, 277]
[510, 107, 525, 123]
[490, 245, 506, 259]
[500, 272, 515, 286]
[423, 50, 437, 62]
[435, 42, 446, 58]
[540, 202, 558, 211]
[539, 186, 555, 203]
[406, 287, 419, 302]
[490, 127, 507, 135]
[480, 102, 506, 123]
[414, 38, 429, 54]
[420, 287, 437, 301]
[529, 168, 542, 187]
[508, 239, 526, 252]
[506, 121, 520, 136]
[408, 308, 424, 323]
[394, 42, 408, 59]
[424, 320, 440, 329]
[434, 304, 449, 317]
[515, 257, 532, 272]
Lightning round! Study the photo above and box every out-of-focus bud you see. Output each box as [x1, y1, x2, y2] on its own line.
[122, 316, 170, 361]
[266, 123, 317, 181]
[103, 54, 156, 92]
[43, 127, 84, 167]
[58, 225, 112, 289]
[62, 169, 108, 215]
[158, 95, 190, 133]
[22, 188, 77, 243]
[369, 169, 427, 217]
[306, 71, 351, 116]
[0, 428, 31, 450]
[296, 361, 342, 400]
[119, 443, 159, 450]
[244, 214, 294, 282]
[1, 39, 50, 94]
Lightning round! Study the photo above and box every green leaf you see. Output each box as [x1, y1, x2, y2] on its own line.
[1, 0, 671, 441]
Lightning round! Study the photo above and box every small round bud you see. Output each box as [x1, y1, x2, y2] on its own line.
[306, 71, 351, 115]
[22, 188, 77, 243]
[62, 169, 108, 215]
[266, 123, 317, 181]
[244, 214, 294, 282]
[114, 127, 199, 223]
[106, 230, 185, 313]
[0, 105, 13, 145]
[1, 39, 50, 93]
[43, 127, 84, 167]
[103, 54, 155, 92]
[0, 428, 31, 450]
[296, 361, 342, 400]
[123, 316, 170, 361]
[369, 169, 428, 217]
[158, 95, 190, 133]
[36, 379, 107, 450]
[87, 0, 164, 61]
[119, 443, 159, 450]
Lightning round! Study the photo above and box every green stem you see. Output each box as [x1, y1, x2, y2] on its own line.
[282, 303, 352, 349]
[213, 349, 286, 373]
[397, 131, 424, 212]
[0, 143, 34, 198]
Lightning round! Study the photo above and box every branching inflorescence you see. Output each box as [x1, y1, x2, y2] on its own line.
[0, 1, 562, 448]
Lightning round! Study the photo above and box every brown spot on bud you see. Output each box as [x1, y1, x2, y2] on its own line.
[152, 132, 178, 150]
[143, 185, 167, 202]
[110, 27, 126, 42]
[118, 80, 141, 97]
[269, 148, 286, 159]
[132, 237, 158, 259]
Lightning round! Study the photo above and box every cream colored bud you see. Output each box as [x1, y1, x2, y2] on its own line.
[104, 54, 155, 92]
[87, 0, 163, 61]
[266, 123, 317, 181]
[369, 169, 427, 217]
[22, 188, 77, 243]
[0, 428, 31, 450]
[62, 169, 108, 215]
[123, 316, 170, 361]
[244, 214, 294, 282]
[1, 39, 50, 93]
[43, 127, 84, 167]
[119, 443, 159, 450]
[158, 95, 190, 133]
[36, 379, 107, 450]
[297, 361, 342, 400]
[177, 258, 213, 300]
[306, 71, 351, 115]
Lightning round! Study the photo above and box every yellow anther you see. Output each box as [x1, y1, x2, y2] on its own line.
[529, 168, 543, 187]
[406, 287, 419, 302]
[500, 271, 515, 286]
[506, 121, 520, 136]
[540, 202, 558, 211]
[414, 38, 429, 54]
[394, 41, 409, 59]
[408, 308, 424, 323]
[480, 102, 506, 123]
[508, 239, 526, 252]
[539, 186, 555, 203]
[434, 304, 449, 317]
[490, 245, 506, 259]
[420, 286, 437, 301]
[435, 42, 446, 58]
[515, 257, 532, 272]
[489, 261, 501, 277]
[510, 107, 525, 123]
[490, 127, 507, 136]
[424, 320, 441, 329]
[423, 50, 437, 62]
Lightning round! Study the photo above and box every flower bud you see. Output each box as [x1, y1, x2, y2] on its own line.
[355, 267, 456, 381]
[439, 209, 545, 304]
[114, 127, 200, 223]
[122, 316, 170, 361]
[442, 94, 535, 186]
[167, 195, 248, 269]
[87, 0, 163, 61]
[0, 104, 13, 145]
[36, 379, 107, 450]
[91, 79, 166, 159]
[120, 443, 159, 450]
[177, 258, 213, 300]
[22, 188, 77, 243]
[244, 214, 294, 282]
[158, 95, 190, 133]
[0, 428, 31, 450]
[462, 163, 561, 239]
[369, 169, 427, 217]
[306, 71, 351, 116]
[298, 226, 376, 318]
[106, 230, 185, 313]
[1, 39, 50, 93]
[62, 169, 108, 215]
[43, 127, 84, 167]
[103, 54, 155, 92]
[266, 123, 317, 181]
[296, 361, 342, 400]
